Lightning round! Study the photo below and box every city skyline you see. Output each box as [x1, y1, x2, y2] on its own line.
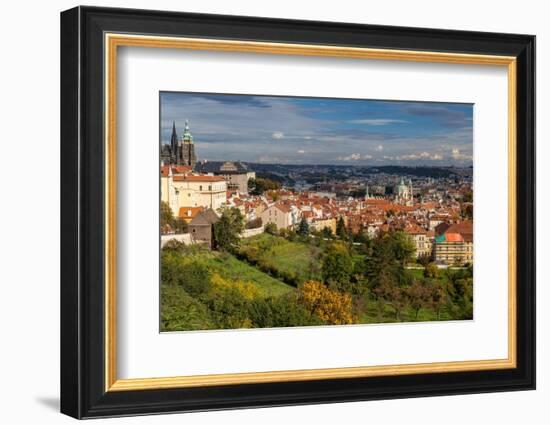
[160, 92, 473, 166]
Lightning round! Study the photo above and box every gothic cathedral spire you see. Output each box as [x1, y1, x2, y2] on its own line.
[170, 121, 178, 164]
[164, 120, 197, 169]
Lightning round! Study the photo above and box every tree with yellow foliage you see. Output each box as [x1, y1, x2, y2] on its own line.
[203, 273, 260, 329]
[209, 273, 260, 300]
[297, 280, 355, 325]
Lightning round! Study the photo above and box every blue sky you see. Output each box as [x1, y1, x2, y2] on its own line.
[160, 92, 473, 166]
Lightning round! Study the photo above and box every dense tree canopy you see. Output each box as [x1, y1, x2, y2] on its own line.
[213, 207, 245, 251]
[322, 241, 354, 291]
[365, 230, 416, 288]
[160, 226, 474, 332]
[248, 177, 281, 195]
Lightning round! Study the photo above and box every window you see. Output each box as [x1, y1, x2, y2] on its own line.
[199, 185, 203, 191]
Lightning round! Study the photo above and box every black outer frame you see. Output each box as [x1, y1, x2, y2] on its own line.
[60, 6, 536, 419]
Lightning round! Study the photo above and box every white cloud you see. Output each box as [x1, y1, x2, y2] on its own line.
[375, 145, 384, 152]
[391, 152, 444, 161]
[450, 147, 472, 161]
[350, 119, 407, 126]
[338, 153, 372, 161]
[272, 131, 284, 139]
[297, 149, 305, 154]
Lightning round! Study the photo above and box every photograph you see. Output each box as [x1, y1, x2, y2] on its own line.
[159, 92, 474, 332]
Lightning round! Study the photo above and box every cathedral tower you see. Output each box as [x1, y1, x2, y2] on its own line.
[180, 119, 197, 169]
[164, 120, 197, 169]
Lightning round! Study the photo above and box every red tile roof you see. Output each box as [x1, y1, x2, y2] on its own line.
[160, 165, 193, 177]
[404, 224, 426, 235]
[444, 232, 464, 242]
[446, 221, 473, 242]
[178, 206, 204, 219]
[173, 175, 226, 182]
[274, 203, 291, 213]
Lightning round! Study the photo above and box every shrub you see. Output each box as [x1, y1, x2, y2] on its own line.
[160, 284, 214, 331]
[264, 222, 278, 235]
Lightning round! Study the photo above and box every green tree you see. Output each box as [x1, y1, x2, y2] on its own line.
[445, 267, 473, 319]
[297, 217, 310, 238]
[160, 284, 214, 331]
[365, 230, 416, 288]
[391, 231, 416, 266]
[417, 253, 431, 267]
[205, 284, 253, 329]
[174, 217, 188, 234]
[248, 177, 281, 195]
[429, 283, 448, 320]
[213, 207, 245, 251]
[160, 201, 174, 229]
[424, 262, 439, 279]
[322, 242, 354, 291]
[264, 222, 278, 235]
[388, 285, 408, 321]
[336, 217, 347, 239]
[407, 279, 431, 319]
[160, 201, 187, 234]
[321, 226, 333, 239]
[248, 294, 323, 328]
[160, 251, 212, 297]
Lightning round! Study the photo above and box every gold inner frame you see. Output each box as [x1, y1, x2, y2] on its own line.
[104, 33, 517, 392]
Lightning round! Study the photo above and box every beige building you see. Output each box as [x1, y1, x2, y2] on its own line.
[260, 203, 299, 230]
[161, 171, 227, 216]
[404, 224, 432, 258]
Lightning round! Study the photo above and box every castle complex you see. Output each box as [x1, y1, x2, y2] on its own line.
[161, 120, 197, 169]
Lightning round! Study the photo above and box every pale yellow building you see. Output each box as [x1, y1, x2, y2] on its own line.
[404, 224, 433, 258]
[309, 217, 337, 234]
[161, 172, 227, 216]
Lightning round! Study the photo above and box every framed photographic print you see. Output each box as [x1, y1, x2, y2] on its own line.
[60, 6, 536, 419]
